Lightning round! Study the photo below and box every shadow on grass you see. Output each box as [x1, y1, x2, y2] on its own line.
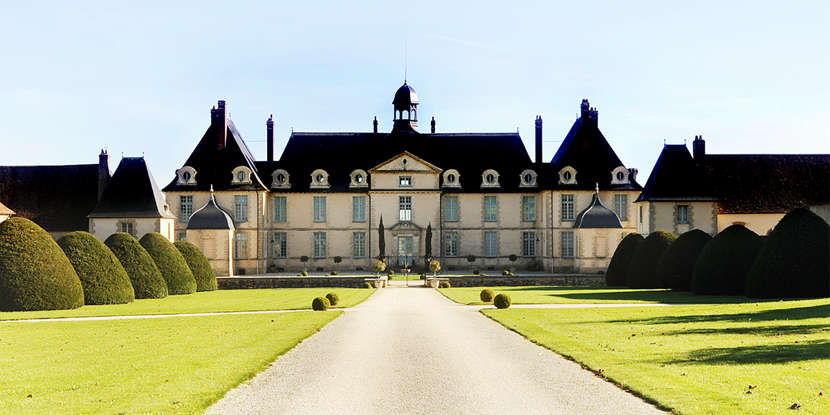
[609, 304, 830, 325]
[661, 323, 830, 337]
[666, 340, 830, 365]
[556, 290, 771, 304]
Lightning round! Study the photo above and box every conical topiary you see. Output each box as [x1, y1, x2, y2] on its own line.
[140, 232, 196, 295]
[174, 241, 217, 292]
[747, 209, 829, 298]
[0, 218, 84, 311]
[626, 231, 677, 288]
[606, 233, 645, 286]
[656, 229, 712, 291]
[105, 232, 168, 299]
[58, 231, 135, 305]
[692, 225, 763, 295]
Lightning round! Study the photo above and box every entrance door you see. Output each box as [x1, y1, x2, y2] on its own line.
[397, 236, 414, 267]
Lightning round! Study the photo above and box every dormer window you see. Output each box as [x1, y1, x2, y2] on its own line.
[519, 169, 538, 188]
[271, 169, 291, 189]
[176, 166, 197, 185]
[310, 169, 330, 189]
[481, 169, 500, 188]
[399, 176, 412, 187]
[610, 166, 630, 185]
[442, 169, 461, 188]
[231, 166, 253, 185]
[558, 166, 577, 185]
[349, 169, 369, 188]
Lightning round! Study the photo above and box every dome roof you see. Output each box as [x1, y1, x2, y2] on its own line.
[393, 82, 419, 107]
[574, 192, 623, 229]
[187, 190, 234, 230]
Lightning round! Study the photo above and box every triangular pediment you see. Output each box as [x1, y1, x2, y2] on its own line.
[369, 151, 442, 173]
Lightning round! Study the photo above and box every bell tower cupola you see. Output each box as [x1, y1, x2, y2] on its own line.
[392, 82, 419, 133]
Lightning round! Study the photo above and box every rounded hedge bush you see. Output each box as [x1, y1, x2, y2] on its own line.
[626, 231, 677, 288]
[439, 281, 451, 288]
[312, 296, 330, 311]
[139, 232, 196, 295]
[606, 233, 645, 286]
[174, 241, 217, 292]
[494, 293, 511, 309]
[57, 231, 135, 305]
[105, 232, 168, 299]
[692, 225, 763, 295]
[746, 209, 830, 298]
[480, 288, 495, 302]
[325, 292, 339, 306]
[0, 218, 84, 311]
[656, 229, 712, 291]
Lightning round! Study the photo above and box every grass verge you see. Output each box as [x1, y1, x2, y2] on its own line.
[438, 286, 769, 305]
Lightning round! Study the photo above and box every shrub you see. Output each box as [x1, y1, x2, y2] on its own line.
[0, 218, 85, 311]
[473, 269, 480, 275]
[364, 282, 373, 289]
[419, 273, 426, 279]
[508, 254, 518, 262]
[692, 225, 763, 295]
[502, 270, 514, 276]
[439, 281, 451, 288]
[330, 270, 338, 275]
[174, 241, 217, 292]
[301, 270, 309, 276]
[325, 292, 339, 306]
[58, 231, 135, 305]
[747, 209, 830, 298]
[467, 254, 476, 262]
[480, 288, 495, 302]
[300, 255, 309, 262]
[626, 231, 677, 288]
[656, 229, 712, 290]
[374, 260, 387, 273]
[312, 296, 330, 311]
[606, 233, 645, 286]
[140, 232, 196, 295]
[105, 232, 167, 299]
[429, 259, 441, 273]
[333, 256, 342, 263]
[494, 293, 511, 309]
[387, 270, 395, 277]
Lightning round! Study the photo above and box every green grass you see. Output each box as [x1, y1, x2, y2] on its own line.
[438, 286, 770, 305]
[0, 288, 374, 321]
[483, 299, 830, 415]
[0, 311, 340, 414]
[388, 274, 423, 281]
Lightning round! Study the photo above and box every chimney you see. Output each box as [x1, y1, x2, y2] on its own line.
[580, 99, 590, 119]
[535, 115, 543, 164]
[97, 149, 110, 201]
[628, 168, 638, 182]
[211, 100, 228, 150]
[693, 135, 706, 160]
[266, 114, 274, 162]
[589, 107, 598, 125]
[373, 116, 378, 133]
[430, 116, 436, 134]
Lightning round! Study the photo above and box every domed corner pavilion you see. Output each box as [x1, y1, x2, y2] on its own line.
[186, 186, 236, 276]
[569, 185, 625, 273]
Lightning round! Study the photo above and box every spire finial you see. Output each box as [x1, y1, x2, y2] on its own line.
[595, 182, 599, 194]
[404, 39, 408, 83]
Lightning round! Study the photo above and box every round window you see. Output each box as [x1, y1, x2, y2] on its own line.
[523, 173, 533, 184]
[182, 172, 191, 182]
[355, 174, 364, 183]
[486, 174, 495, 184]
[237, 171, 246, 181]
[563, 171, 572, 181]
[276, 173, 286, 183]
[616, 171, 625, 181]
[316, 174, 325, 183]
[447, 174, 456, 183]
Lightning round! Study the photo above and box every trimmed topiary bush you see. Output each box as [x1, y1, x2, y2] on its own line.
[494, 293, 511, 309]
[312, 296, 330, 311]
[439, 281, 451, 288]
[692, 225, 763, 295]
[480, 288, 495, 302]
[174, 241, 217, 292]
[140, 232, 196, 295]
[105, 232, 167, 299]
[325, 292, 339, 306]
[657, 229, 712, 291]
[747, 209, 830, 298]
[0, 218, 84, 311]
[627, 231, 677, 288]
[606, 233, 645, 286]
[58, 231, 135, 305]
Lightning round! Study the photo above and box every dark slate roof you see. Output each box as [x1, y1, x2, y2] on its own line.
[574, 192, 623, 228]
[0, 200, 13, 215]
[393, 82, 419, 106]
[163, 119, 267, 192]
[635, 145, 715, 202]
[0, 164, 102, 232]
[187, 191, 234, 230]
[89, 157, 174, 218]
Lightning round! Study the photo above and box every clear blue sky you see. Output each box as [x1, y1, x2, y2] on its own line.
[1, 1, 827, 184]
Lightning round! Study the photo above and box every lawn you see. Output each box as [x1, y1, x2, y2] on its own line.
[438, 286, 769, 305]
[0, 311, 340, 414]
[0, 288, 374, 321]
[483, 299, 830, 415]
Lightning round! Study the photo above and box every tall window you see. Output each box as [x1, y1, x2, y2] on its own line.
[273, 196, 287, 223]
[179, 195, 193, 222]
[484, 231, 499, 257]
[353, 232, 367, 257]
[399, 176, 412, 186]
[522, 195, 537, 221]
[399, 196, 412, 221]
[444, 232, 458, 257]
[272, 232, 287, 258]
[639, 205, 643, 224]
[234, 232, 248, 259]
[614, 194, 628, 221]
[522, 231, 536, 256]
[677, 205, 690, 224]
[118, 222, 135, 236]
[312, 232, 327, 258]
[483, 196, 498, 222]
[561, 231, 575, 258]
[313, 196, 327, 222]
[234, 195, 248, 222]
[561, 194, 574, 221]
[352, 196, 366, 222]
[444, 196, 459, 222]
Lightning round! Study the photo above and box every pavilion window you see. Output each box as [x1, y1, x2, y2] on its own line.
[483, 196, 498, 222]
[313, 196, 327, 222]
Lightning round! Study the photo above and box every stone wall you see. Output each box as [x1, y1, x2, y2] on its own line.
[445, 274, 605, 287]
[218, 276, 370, 289]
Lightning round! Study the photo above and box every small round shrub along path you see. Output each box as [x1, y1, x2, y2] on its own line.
[207, 287, 665, 415]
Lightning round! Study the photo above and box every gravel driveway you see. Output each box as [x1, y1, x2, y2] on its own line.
[205, 287, 665, 415]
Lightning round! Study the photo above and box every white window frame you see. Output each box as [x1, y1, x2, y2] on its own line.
[272, 231, 287, 258]
[353, 232, 367, 258]
[312, 232, 327, 258]
[444, 232, 458, 257]
[522, 231, 536, 257]
[614, 194, 628, 221]
[235, 232, 248, 259]
[561, 231, 575, 258]
[399, 196, 412, 221]
[484, 231, 499, 257]
[234, 195, 248, 222]
[522, 195, 537, 222]
[561, 194, 575, 221]
[444, 196, 459, 222]
[677, 204, 690, 224]
[353, 196, 366, 222]
[179, 195, 193, 222]
[483, 195, 498, 222]
[273, 196, 287, 223]
[313, 196, 327, 222]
